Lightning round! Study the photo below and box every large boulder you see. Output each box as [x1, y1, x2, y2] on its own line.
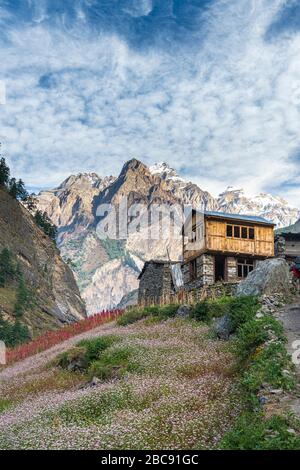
[236, 258, 291, 297]
[214, 314, 234, 340]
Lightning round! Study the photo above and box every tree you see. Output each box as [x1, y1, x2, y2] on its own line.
[34, 210, 57, 241]
[0, 248, 16, 287]
[8, 178, 28, 200]
[0, 157, 10, 188]
[22, 194, 37, 212]
[14, 276, 31, 318]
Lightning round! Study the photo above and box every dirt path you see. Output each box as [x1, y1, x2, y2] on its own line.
[276, 299, 300, 418]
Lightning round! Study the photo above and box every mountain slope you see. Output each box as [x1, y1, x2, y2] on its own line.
[0, 189, 86, 335]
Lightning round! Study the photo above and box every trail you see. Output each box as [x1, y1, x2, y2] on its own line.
[276, 299, 300, 418]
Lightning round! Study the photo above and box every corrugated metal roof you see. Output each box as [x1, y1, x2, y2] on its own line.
[204, 210, 274, 225]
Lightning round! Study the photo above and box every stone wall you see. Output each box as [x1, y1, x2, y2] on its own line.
[182, 254, 214, 289]
[138, 262, 174, 305]
[139, 280, 239, 307]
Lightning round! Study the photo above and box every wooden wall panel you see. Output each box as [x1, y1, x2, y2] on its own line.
[204, 219, 274, 257]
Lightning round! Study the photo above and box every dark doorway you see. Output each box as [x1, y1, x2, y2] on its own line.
[215, 256, 226, 282]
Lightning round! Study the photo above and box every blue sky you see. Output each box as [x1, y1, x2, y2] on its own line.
[0, 0, 300, 206]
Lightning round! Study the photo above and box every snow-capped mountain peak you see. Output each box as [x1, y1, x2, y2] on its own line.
[149, 162, 185, 183]
[218, 187, 300, 228]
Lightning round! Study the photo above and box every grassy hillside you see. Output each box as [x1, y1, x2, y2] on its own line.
[1, 297, 300, 450]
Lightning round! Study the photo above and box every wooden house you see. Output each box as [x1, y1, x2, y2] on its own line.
[182, 210, 275, 288]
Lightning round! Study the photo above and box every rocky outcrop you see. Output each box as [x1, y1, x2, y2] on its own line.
[0, 189, 86, 334]
[38, 172, 115, 244]
[82, 258, 139, 313]
[236, 258, 291, 298]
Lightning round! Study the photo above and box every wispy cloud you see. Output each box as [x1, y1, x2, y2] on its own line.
[0, 0, 300, 206]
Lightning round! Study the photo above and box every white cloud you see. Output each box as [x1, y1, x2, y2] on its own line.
[0, 0, 299, 207]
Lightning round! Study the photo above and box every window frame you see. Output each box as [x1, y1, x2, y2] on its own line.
[226, 224, 255, 241]
[237, 258, 255, 279]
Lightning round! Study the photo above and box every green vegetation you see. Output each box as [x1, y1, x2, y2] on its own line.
[117, 304, 179, 326]
[34, 210, 57, 241]
[0, 148, 57, 241]
[189, 295, 259, 327]
[0, 248, 31, 346]
[101, 239, 125, 260]
[55, 335, 136, 381]
[116, 296, 300, 449]
[216, 296, 299, 449]
[0, 154, 28, 201]
[0, 248, 17, 287]
[13, 276, 32, 318]
[220, 413, 300, 450]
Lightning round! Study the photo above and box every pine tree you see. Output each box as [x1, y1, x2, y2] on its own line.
[0, 248, 16, 287]
[8, 178, 28, 200]
[34, 210, 57, 241]
[0, 157, 10, 188]
[14, 276, 30, 318]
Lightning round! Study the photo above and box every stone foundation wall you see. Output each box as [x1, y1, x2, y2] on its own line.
[182, 254, 214, 288]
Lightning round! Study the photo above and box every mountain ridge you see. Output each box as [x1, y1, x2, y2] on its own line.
[0, 188, 86, 335]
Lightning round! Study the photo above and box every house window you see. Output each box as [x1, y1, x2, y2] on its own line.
[189, 259, 197, 281]
[249, 228, 255, 239]
[226, 224, 255, 240]
[237, 258, 254, 278]
[226, 225, 233, 237]
[241, 227, 248, 239]
[234, 226, 240, 238]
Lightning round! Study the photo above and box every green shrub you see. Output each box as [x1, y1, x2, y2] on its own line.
[156, 304, 179, 319]
[13, 276, 32, 318]
[0, 248, 16, 287]
[235, 315, 285, 363]
[190, 300, 210, 322]
[241, 342, 295, 398]
[88, 345, 136, 380]
[0, 317, 30, 347]
[78, 336, 118, 363]
[55, 335, 119, 372]
[220, 413, 300, 450]
[117, 308, 151, 326]
[227, 296, 260, 330]
[117, 304, 179, 326]
[190, 296, 259, 326]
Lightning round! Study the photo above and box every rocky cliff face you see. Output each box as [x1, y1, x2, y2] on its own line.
[0, 189, 86, 334]
[36, 160, 300, 313]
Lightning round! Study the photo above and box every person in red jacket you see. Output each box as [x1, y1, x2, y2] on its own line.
[291, 257, 300, 293]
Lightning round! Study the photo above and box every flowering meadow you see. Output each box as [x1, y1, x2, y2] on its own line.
[0, 317, 243, 449]
[6, 309, 123, 365]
